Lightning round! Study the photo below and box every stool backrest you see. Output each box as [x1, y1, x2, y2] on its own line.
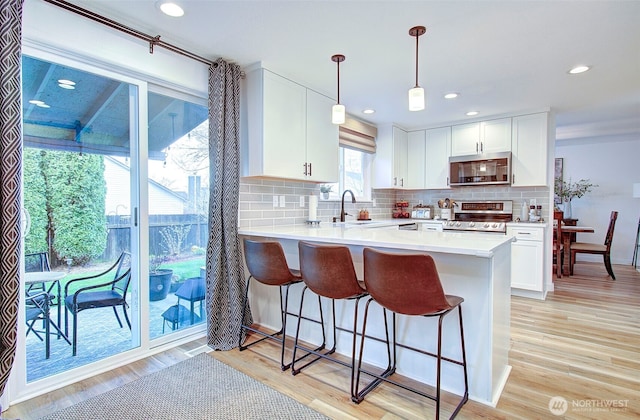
[298, 241, 364, 299]
[243, 239, 298, 285]
[363, 248, 451, 315]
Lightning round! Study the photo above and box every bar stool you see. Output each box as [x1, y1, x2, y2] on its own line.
[239, 239, 309, 371]
[292, 241, 375, 400]
[354, 248, 469, 420]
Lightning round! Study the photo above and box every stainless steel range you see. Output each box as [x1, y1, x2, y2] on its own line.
[442, 200, 513, 234]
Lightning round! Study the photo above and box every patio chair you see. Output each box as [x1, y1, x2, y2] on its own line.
[26, 290, 51, 359]
[64, 252, 132, 356]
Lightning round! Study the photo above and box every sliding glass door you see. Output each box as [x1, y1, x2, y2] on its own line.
[19, 52, 209, 398]
[146, 90, 209, 341]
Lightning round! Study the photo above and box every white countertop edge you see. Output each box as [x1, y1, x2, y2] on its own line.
[238, 225, 513, 258]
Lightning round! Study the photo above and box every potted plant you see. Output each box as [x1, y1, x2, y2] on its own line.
[554, 177, 597, 218]
[149, 255, 174, 301]
[320, 184, 333, 200]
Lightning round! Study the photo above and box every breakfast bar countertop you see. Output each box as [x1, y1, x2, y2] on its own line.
[238, 222, 513, 258]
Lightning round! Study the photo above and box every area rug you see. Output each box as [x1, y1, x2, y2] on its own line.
[39, 353, 328, 420]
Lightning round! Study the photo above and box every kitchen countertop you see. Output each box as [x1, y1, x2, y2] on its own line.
[239, 222, 513, 258]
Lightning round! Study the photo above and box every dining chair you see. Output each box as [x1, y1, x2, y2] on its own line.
[553, 210, 563, 278]
[570, 211, 618, 279]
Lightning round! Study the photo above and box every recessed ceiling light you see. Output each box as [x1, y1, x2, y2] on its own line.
[29, 100, 45, 105]
[363, 109, 375, 114]
[568, 65, 591, 74]
[466, 111, 479, 116]
[444, 93, 458, 99]
[58, 79, 76, 86]
[157, 1, 184, 17]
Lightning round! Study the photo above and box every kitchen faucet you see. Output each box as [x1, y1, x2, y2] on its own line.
[340, 189, 356, 222]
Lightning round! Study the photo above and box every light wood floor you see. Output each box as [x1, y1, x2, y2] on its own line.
[5, 262, 639, 419]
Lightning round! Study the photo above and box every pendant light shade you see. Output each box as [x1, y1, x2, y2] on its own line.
[408, 26, 426, 112]
[331, 54, 346, 125]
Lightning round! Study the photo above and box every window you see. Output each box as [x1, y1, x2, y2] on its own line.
[326, 146, 372, 201]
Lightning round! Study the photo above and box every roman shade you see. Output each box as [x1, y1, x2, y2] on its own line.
[339, 117, 377, 154]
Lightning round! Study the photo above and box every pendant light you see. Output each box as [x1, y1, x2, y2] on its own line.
[331, 54, 346, 125]
[408, 26, 426, 111]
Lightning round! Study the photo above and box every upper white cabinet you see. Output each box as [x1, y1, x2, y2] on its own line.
[451, 118, 512, 156]
[373, 125, 409, 189]
[424, 126, 451, 189]
[242, 68, 338, 182]
[511, 113, 549, 187]
[406, 130, 426, 189]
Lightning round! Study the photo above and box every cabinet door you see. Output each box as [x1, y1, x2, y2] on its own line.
[393, 127, 408, 188]
[406, 130, 426, 189]
[481, 118, 511, 153]
[451, 122, 480, 156]
[510, 240, 544, 291]
[262, 71, 307, 179]
[306, 90, 339, 182]
[511, 113, 548, 187]
[425, 126, 451, 189]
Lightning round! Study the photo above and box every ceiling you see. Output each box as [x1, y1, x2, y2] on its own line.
[67, 0, 640, 141]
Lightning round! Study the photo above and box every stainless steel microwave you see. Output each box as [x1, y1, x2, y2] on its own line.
[449, 152, 511, 186]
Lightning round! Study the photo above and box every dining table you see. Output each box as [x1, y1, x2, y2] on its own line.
[559, 225, 595, 276]
[25, 271, 71, 342]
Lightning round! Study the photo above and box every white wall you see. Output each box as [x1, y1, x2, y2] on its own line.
[555, 134, 640, 265]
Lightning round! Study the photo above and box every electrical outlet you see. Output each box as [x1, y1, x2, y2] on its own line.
[300, 196, 305, 207]
[273, 196, 279, 207]
[279, 195, 286, 208]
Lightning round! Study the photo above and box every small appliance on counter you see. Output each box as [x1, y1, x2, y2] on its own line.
[411, 204, 433, 219]
[392, 200, 411, 218]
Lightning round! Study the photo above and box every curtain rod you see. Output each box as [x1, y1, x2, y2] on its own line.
[43, 0, 217, 67]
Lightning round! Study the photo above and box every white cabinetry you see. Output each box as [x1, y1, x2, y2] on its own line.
[451, 118, 511, 156]
[243, 68, 338, 182]
[406, 130, 426, 189]
[507, 225, 545, 298]
[511, 113, 548, 187]
[373, 125, 409, 188]
[425, 126, 451, 189]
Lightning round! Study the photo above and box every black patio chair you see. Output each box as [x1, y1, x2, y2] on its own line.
[26, 290, 51, 359]
[64, 251, 132, 356]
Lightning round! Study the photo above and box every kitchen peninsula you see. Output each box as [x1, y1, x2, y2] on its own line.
[238, 223, 513, 406]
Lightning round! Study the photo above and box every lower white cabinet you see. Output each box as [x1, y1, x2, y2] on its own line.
[507, 226, 544, 293]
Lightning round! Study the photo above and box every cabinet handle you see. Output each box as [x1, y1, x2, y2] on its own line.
[308, 162, 312, 176]
[393, 177, 397, 186]
[480, 141, 484, 153]
[512, 173, 515, 185]
[303, 162, 307, 176]
[447, 176, 450, 186]
[400, 178, 404, 187]
[517, 232, 531, 235]
[476, 142, 479, 153]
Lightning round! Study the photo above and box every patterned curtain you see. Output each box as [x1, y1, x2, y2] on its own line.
[205, 58, 249, 350]
[0, 0, 24, 402]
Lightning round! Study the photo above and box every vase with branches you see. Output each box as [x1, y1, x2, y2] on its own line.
[554, 178, 597, 218]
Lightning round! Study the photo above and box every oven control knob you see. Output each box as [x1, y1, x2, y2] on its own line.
[469, 222, 475, 227]
[492, 223, 499, 228]
[448, 221, 455, 226]
[456, 222, 462, 227]
[483, 223, 490, 228]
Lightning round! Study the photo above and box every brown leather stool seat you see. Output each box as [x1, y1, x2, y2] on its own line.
[354, 248, 469, 419]
[240, 239, 312, 371]
[292, 241, 377, 401]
